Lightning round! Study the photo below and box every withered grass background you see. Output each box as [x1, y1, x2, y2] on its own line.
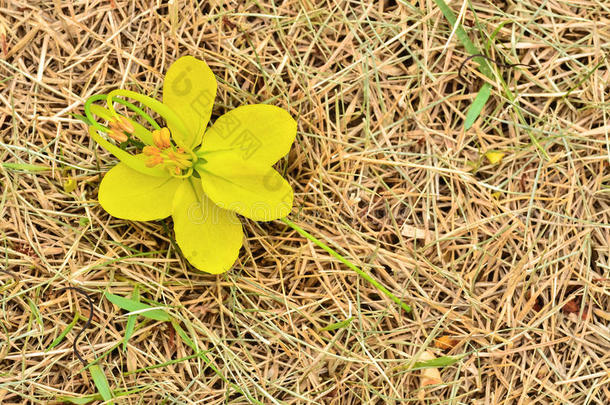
[1, 0, 609, 404]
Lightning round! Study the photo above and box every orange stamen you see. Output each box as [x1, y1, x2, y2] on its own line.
[145, 155, 163, 167]
[114, 124, 193, 174]
[152, 130, 161, 148]
[143, 145, 161, 156]
[159, 127, 171, 148]
[108, 129, 128, 143]
[152, 127, 172, 149]
[116, 116, 135, 134]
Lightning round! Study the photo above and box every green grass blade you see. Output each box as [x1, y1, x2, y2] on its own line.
[432, 0, 494, 129]
[281, 218, 411, 313]
[464, 83, 491, 129]
[170, 320, 197, 352]
[122, 286, 140, 352]
[2, 162, 50, 172]
[320, 317, 354, 332]
[57, 387, 146, 404]
[105, 291, 171, 322]
[27, 297, 43, 328]
[432, 0, 492, 76]
[89, 364, 113, 403]
[413, 354, 466, 369]
[46, 313, 79, 351]
[56, 394, 101, 404]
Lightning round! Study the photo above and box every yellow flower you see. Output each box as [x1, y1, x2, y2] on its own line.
[83, 56, 296, 274]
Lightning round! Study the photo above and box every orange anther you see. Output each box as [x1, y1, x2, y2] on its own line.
[108, 129, 128, 143]
[145, 155, 163, 167]
[159, 127, 172, 148]
[116, 116, 135, 134]
[152, 128, 171, 149]
[143, 145, 161, 156]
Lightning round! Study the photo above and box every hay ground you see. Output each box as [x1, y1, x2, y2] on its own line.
[1, 0, 609, 404]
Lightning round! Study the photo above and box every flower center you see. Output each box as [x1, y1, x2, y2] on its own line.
[143, 127, 195, 177]
[84, 91, 199, 179]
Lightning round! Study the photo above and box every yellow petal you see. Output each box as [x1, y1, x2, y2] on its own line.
[172, 180, 243, 273]
[98, 162, 183, 221]
[197, 151, 293, 221]
[163, 56, 217, 148]
[202, 104, 296, 166]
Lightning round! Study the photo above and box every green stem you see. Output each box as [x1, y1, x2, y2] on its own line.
[280, 217, 412, 313]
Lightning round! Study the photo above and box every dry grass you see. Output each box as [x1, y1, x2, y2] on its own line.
[1, 0, 610, 404]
